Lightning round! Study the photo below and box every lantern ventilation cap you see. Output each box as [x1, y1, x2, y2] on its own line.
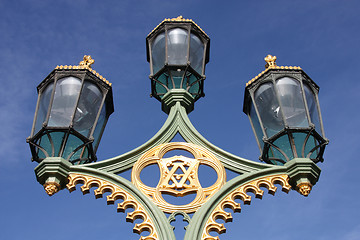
[55, 55, 111, 86]
[246, 54, 302, 87]
[147, 16, 208, 38]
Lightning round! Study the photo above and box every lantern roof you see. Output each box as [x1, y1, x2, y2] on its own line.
[54, 55, 111, 86]
[147, 16, 209, 39]
[246, 55, 302, 87]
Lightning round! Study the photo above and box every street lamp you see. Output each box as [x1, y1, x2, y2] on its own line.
[146, 16, 210, 113]
[243, 55, 328, 165]
[27, 55, 114, 165]
[28, 17, 328, 240]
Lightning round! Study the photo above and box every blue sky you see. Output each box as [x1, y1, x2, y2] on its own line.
[0, 0, 359, 239]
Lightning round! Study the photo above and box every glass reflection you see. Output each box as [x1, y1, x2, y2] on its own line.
[48, 76, 81, 127]
[189, 33, 204, 74]
[249, 102, 264, 149]
[167, 28, 188, 65]
[151, 32, 166, 74]
[73, 81, 103, 136]
[304, 83, 322, 135]
[34, 82, 54, 133]
[254, 82, 283, 137]
[92, 103, 107, 151]
[276, 77, 308, 127]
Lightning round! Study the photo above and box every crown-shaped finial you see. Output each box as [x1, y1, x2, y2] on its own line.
[79, 55, 95, 68]
[174, 15, 183, 20]
[264, 55, 277, 69]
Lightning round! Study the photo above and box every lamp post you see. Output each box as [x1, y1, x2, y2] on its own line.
[28, 17, 328, 240]
[243, 55, 328, 165]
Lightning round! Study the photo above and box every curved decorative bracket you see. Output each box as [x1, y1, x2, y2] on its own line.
[184, 170, 292, 240]
[87, 102, 271, 174]
[65, 169, 175, 240]
[67, 173, 159, 239]
[201, 174, 291, 239]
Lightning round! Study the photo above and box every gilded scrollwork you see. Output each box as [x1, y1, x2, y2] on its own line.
[67, 173, 159, 240]
[201, 174, 291, 240]
[132, 142, 226, 213]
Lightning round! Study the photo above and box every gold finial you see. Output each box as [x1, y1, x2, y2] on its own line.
[265, 54, 277, 69]
[43, 182, 60, 196]
[79, 55, 95, 68]
[174, 15, 184, 21]
[297, 182, 312, 197]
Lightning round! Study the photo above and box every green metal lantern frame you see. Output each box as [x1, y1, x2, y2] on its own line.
[243, 68, 328, 165]
[146, 19, 210, 102]
[27, 68, 114, 165]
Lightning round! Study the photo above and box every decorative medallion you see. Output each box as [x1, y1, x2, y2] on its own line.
[132, 142, 226, 213]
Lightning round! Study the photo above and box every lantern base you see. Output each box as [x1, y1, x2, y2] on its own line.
[162, 89, 194, 114]
[35, 157, 72, 193]
[285, 158, 321, 196]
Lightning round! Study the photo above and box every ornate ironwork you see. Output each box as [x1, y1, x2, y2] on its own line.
[132, 142, 226, 213]
[67, 173, 160, 240]
[201, 174, 291, 240]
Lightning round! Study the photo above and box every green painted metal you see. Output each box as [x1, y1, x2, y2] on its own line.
[184, 160, 321, 240]
[34, 157, 72, 188]
[34, 92, 322, 240]
[69, 166, 176, 240]
[285, 158, 321, 188]
[87, 97, 272, 174]
[168, 211, 192, 230]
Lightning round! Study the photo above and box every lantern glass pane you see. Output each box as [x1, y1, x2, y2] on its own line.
[272, 134, 293, 161]
[62, 134, 84, 161]
[304, 135, 320, 160]
[249, 102, 264, 149]
[170, 70, 184, 88]
[189, 33, 204, 74]
[151, 32, 166, 74]
[73, 81, 103, 137]
[38, 131, 65, 157]
[167, 28, 188, 65]
[155, 82, 167, 96]
[188, 83, 200, 97]
[93, 103, 107, 151]
[304, 83, 322, 135]
[187, 74, 201, 98]
[34, 82, 54, 134]
[48, 76, 82, 127]
[254, 82, 284, 137]
[292, 132, 307, 158]
[37, 134, 50, 159]
[49, 131, 66, 157]
[268, 146, 285, 165]
[276, 77, 308, 128]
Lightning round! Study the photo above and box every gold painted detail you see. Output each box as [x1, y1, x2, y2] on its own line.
[201, 174, 291, 240]
[43, 182, 60, 196]
[264, 54, 277, 68]
[79, 55, 95, 68]
[55, 55, 111, 86]
[297, 182, 312, 197]
[132, 142, 226, 213]
[246, 55, 302, 87]
[148, 16, 208, 38]
[67, 173, 159, 240]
